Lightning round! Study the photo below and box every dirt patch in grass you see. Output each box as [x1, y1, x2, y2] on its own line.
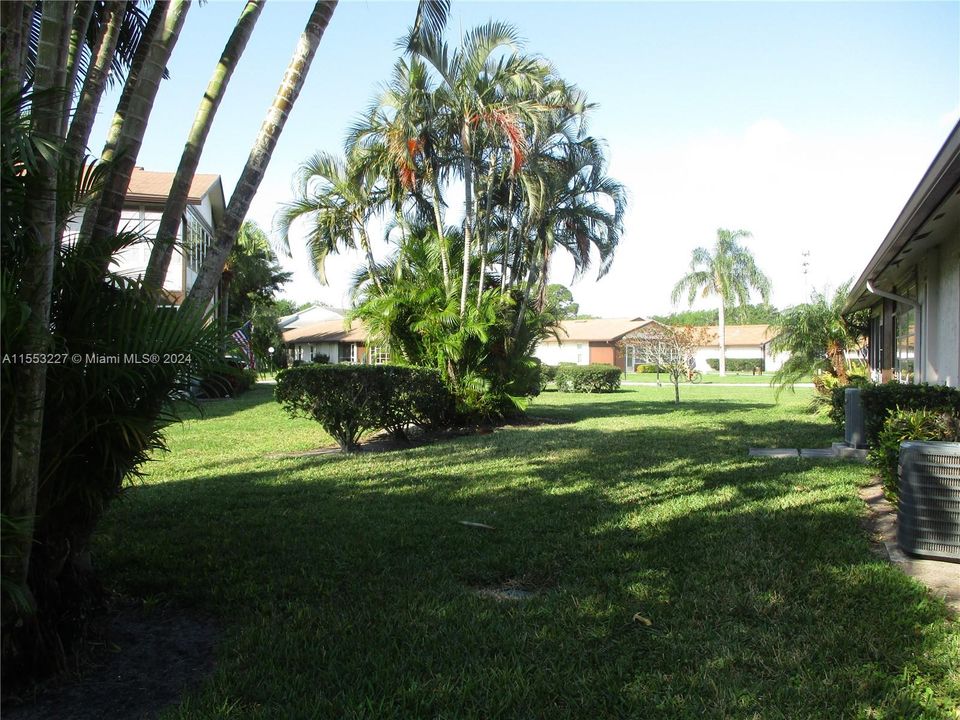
[3, 599, 217, 720]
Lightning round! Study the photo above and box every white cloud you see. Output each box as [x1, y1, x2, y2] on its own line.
[556, 119, 949, 317]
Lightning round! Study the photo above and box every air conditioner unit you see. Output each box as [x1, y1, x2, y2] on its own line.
[898, 441, 960, 562]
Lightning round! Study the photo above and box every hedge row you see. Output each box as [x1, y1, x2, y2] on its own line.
[275, 365, 454, 451]
[555, 363, 621, 393]
[869, 408, 959, 503]
[705, 358, 762, 373]
[831, 382, 960, 446]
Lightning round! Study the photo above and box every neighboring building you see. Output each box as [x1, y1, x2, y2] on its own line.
[65, 167, 226, 304]
[283, 318, 387, 365]
[692, 324, 784, 373]
[278, 304, 347, 331]
[534, 318, 657, 372]
[843, 122, 960, 386]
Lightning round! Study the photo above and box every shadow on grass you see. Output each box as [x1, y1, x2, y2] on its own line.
[94, 401, 956, 718]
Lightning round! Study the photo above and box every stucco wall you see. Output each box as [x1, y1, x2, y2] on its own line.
[534, 341, 589, 366]
[922, 235, 960, 386]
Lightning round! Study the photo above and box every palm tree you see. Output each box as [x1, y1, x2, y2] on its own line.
[144, 0, 265, 291]
[4, 0, 74, 607]
[413, 20, 546, 315]
[771, 281, 870, 390]
[510, 99, 625, 336]
[80, 0, 191, 259]
[347, 55, 453, 290]
[671, 228, 771, 375]
[185, 0, 338, 312]
[274, 149, 386, 293]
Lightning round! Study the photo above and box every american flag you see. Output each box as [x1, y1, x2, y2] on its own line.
[231, 321, 255, 369]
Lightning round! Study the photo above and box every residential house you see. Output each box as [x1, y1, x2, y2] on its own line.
[65, 167, 226, 304]
[843, 121, 959, 386]
[278, 304, 347, 331]
[283, 319, 385, 365]
[692, 324, 784, 373]
[534, 318, 658, 372]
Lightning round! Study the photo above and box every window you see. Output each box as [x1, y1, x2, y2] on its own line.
[338, 343, 357, 364]
[894, 283, 917, 383]
[625, 345, 635, 370]
[576, 343, 586, 364]
[368, 346, 390, 365]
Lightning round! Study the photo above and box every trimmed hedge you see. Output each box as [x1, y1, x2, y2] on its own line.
[275, 364, 454, 450]
[868, 408, 959, 503]
[831, 381, 960, 444]
[555, 363, 621, 393]
[705, 358, 762, 373]
[197, 365, 257, 398]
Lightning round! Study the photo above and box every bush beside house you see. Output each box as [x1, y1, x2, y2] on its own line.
[555, 364, 622, 393]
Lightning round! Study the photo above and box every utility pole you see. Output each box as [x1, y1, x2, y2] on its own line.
[801, 250, 810, 297]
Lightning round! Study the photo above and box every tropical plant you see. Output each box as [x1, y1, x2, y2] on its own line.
[274, 149, 386, 293]
[143, 0, 265, 291]
[671, 228, 771, 375]
[771, 281, 870, 393]
[1, 84, 226, 675]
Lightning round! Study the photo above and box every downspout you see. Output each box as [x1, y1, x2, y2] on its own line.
[866, 279, 922, 382]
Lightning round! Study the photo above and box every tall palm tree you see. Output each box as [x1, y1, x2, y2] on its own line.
[347, 55, 453, 290]
[4, 0, 73, 605]
[413, 20, 546, 315]
[274, 150, 385, 293]
[144, 0, 264, 291]
[80, 0, 191, 260]
[185, 0, 338, 312]
[671, 228, 771, 375]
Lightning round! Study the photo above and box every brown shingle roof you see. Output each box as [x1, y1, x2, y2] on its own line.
[550, 318, 654, 342]
[125, 167, 220, 204]
[283, 319, 367, 344]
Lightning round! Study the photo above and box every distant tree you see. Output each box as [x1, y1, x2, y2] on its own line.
[654, 302, 780, 327]
[620, 325, 708, 404]
[671, 228, 771, 375]
[545, 284, 579, 320]
[225, 221, 292, 326]
[274, 299, 299, 317]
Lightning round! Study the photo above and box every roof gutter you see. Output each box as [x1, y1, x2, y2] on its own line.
[865, 280, 920, 311]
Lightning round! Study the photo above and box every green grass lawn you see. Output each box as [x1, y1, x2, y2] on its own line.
[623, 371, 811, 385]
[95, 383, 959, 719]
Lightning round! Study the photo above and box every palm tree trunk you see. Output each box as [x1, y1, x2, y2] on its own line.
[458, 124, 474, 316]
[61, 1, 96, 136]
[512, 243, 540, 338]
[64, 0, 124, 168]
[475, 161, 496, 304]
[428, 170, 450, 291]
[80, 0, 191, 260]
[500, 178, 514, 293]
[718, 301, 726, 376]
[185, 1, 338, 312]
[3, 0, 73, 604]
[0, 1, 33, 88]
[143, 0, 264, 292]
[358, 225, 384, 294]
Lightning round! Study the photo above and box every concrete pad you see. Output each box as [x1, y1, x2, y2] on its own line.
[859, 482, 960, 614]
[748, 448, 799, 458]
[800, 448, 838, 459]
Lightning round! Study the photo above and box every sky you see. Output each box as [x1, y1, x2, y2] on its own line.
[88, 0, 960, 318]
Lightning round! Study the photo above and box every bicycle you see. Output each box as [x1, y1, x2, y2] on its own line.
[684, 370, 703, 384]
